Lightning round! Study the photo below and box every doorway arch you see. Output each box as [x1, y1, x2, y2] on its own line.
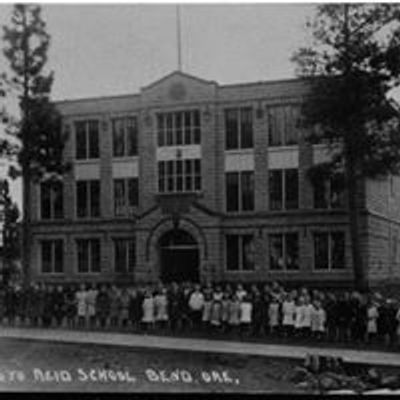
[158, 229, 199, 283]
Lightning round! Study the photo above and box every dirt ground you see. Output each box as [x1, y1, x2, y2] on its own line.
[0, 337, 307, 393]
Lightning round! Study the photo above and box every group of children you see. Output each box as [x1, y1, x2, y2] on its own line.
[1, 280, 400, 346]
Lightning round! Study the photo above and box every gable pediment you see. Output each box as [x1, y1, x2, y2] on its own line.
[140, 71, 217, 105]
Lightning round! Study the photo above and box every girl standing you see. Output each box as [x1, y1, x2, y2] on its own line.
[141, 290, 155, 332]
[282, 292, 296, 338]
[154, 287, 169, 330]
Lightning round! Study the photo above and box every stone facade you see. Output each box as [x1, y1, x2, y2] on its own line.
[28, 71, 400, 286]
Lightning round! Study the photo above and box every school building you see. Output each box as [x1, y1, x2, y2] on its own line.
[28, 71, 400, 287]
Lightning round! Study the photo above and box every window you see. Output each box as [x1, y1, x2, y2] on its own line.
[225, 107, 253, 150]
[113, 239, 135, 273]
[41, 240, 63, 273]
[269, 169, 299, 210]
[75, 120, 99, 159]
[76, 180, 100, 218]
[158, 159, 201, 193]
[114, 178, 138, 215]
[314, 232, 345, 270]
[313, 175, 345, 209]
[76, 239, 101, 273]
[157, 110, 201, 147]
[225, 171, 255, 212]
[268, 105, 300, 146]
[40, 181, 63, 219]
[269, 233, 299, 270]
[225, 234, 255, 271]
[112, 117, 138, 157]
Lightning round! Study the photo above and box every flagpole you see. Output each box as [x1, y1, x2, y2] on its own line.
[176, 5, 182, 71]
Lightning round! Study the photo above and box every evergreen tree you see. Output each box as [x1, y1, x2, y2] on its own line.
[292, 4, 400, 290]
[1, 4, 68, 283]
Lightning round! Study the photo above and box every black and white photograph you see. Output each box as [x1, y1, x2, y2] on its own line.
[0, 0, 399, 394]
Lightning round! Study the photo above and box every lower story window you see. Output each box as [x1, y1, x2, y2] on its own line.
[314, 232, 345, 270]
[41, 240, 63, 273]
[269, 233, 299, 270]
[76, 239, 101, 273]
[113, 238, 136, 273]
[225, 234, 255, 271]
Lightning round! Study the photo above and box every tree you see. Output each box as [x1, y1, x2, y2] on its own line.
[0, 180, 20, 286]
[1, 4, 68, 283]
[292, 4, 400, 291]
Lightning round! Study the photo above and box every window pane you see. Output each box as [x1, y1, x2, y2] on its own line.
[285, 106, 299, 145]
[40, 183, 51, 219]
[331, 175, 345, 209]
[128, 178, 139, 207]
[128, 240, 135, 272]
[76, 181, 88, 218]
[241, 171, 254, 211]
[167, 160, 174, 192]
[226, 172, 239, 212]
[184, 111, 191, 144]
[75, 122, 87, 159]
[88, 120, 99, 158]
[127, 117, 138, 156]
[285, 169, 299, 209]
[112, 119, 125, 157]
[269, 170, 283, 210]
[331, 232, 345, 269]
[176, 160, 183, 192]
[54, 240, 64, 273]
[158, 162, 165, 193]
[91, 239, 101, 273]
[175, 113, 183, 145]
[194, 159, 201, 191]
[114, 240, 127, 273]
[269, 234, 284, 270]
[41, 241, 52, 273]
[225, 109, 239, 150]
[286, 233, 299, 270]
[314, 233, 329, 270]
[242, 235, 255, 270]
[193, 110, 201, 144]
[77, 240, 89, 273]
[185, 160, 192, 191]
[166, 114, 173, 146]
[313, 176, 328, 209]
[268, 108, 281, 146]
[240, 108, 253, 149]
[226, 235, 239, 271]
[157, 114, 165, 147]
[114, 179, 125, 216]
[90, 181, 100, 217]
[53, 182, 64, 219]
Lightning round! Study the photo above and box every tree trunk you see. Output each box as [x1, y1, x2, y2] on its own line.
[22, 171, 31, 285]
[346, 157, 368, 291]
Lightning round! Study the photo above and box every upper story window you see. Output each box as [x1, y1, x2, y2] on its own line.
[269, 168, 299, 210]
[268, 105, 300, 146]
[112, 117, 138, 157]
[157, 110, 200, 147]
[158, 159, 201, 193]
[225, 171, 255, 212]
[313, 175, 345, 209]
[225, 107, 253, 150]
[75, 120, 99, 160]
[40, 181, 63, 220]
[114, 178, 139, 216]
[76, 180, 100, 218]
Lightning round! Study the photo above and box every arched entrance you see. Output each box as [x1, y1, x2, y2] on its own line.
[158, 229, 199, 283]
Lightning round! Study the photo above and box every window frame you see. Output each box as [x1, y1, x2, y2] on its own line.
[40, 239, 64, 274]
[268, 168, 299, 211]
[313, 231, 346, 271]
[113, 177, 139, 216]
[76, 180, 101, 219]
[113, 238, 136, 273]
[112, 116, 138, 158]
[268, 232, 300, 271]
[224, 107, 254, 150]
[225, 170, 255, 213]
[75, 120, 100, 160]
[76, 238, 101, 274]
[225, 234, 256, 272]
